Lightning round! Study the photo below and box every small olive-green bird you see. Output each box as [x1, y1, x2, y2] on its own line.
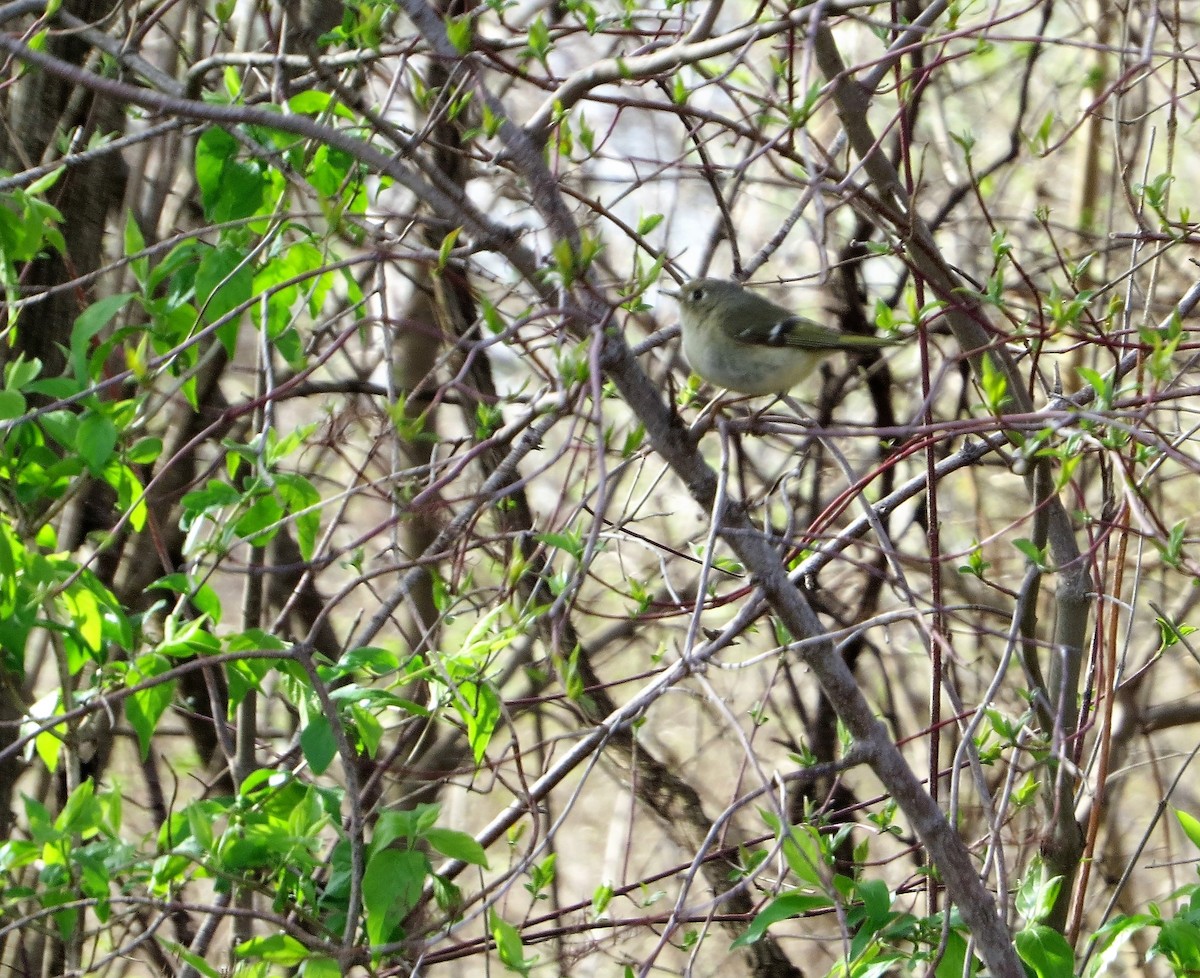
[666, 277, 897, 396]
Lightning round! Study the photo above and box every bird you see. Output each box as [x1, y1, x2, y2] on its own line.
[666, 277, 898, 396]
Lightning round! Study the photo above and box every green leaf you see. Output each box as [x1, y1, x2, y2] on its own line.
[446, 14, 472, 54]
[335, 646, 401, 676]
[275, 473, 321, 561]
[490, 910, 536, 976]
[526, 15, 550, 64]
[371, 803, 441, 853]
[1176, 808, 1200, 852]
[1012, 538, 1048, 570]
[934, 928, 969, 978]
[194, 128, 266, 222]
[424, 827, 489, 867]
[180, 478, 242, 519]
[300, 714, 337, 775]
[0, 186, 63, 275]
[156, 616, 221, 659]
[55, 779, 99, 835]
[300, 956, 341, 978]
[76, 410, 118, 476]
[287, 90, 356, 120]
[45, 891, 78, 942]
[159, 940, 222, 978]
[151, 573, 223, 622]
[856, 878, 892, 926]
[363, 848, 428, 945]
[34, 713, 64, 771]
[352, 704, 384, 757]
[431, 873, 462, 913]
[535, 530, 584, 560]
[23, 793, 57, 842]
[672, 73, 687, 104]
[437, 227, 461, 269]
[5, 355, 41, 392]
[592, 882, 613, 918]
[0, 388, 25, 419]
[234, 492, 284, 545]
[187, 800, 216, 852]
[780, 823, 828, 888]
[25, 165, 64, 196]
[979, 351, 1010, 412]
[637, 213, 663, 236]
[236, 933, 309, 966]
[1085, 914, 1155, 978]
[455, 680, 500, 763]
[1015, 858, 1062, 925]
[1076, 365, 1112, 407]
[126, 436, 163, 464]
[0, 839, 40, 872]
[731, 892, 834, 948]
[1015, 923, 1075, 978]
[100, 460, 143, 531]
[195, 244, 253, 334]
[59, 582, 105, 655]
[125, 654, 176, 760]
[1156, 915, 1200, 973]
[70, 294, 133, 383]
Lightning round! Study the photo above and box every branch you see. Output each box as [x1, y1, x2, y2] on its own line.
[593, 329, 1025, 978]
[810, 17, 1090, 931]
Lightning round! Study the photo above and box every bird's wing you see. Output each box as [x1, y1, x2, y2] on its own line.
[735, 315, 895, 350]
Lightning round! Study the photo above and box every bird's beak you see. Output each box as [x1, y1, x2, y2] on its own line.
[663, 286, 681, 299]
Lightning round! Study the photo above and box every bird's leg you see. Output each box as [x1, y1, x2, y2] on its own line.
[743, 393, 787, 434]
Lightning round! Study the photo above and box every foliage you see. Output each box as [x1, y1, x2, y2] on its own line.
[0, 2, 1198, 978]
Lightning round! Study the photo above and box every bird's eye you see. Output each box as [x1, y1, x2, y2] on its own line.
[689, 287, 705, 302]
